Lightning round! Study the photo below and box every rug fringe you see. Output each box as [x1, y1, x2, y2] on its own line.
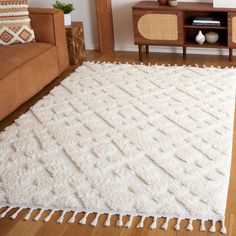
[187, 218, 193, 231]
[34, 209, 44, 221]
[104, 213, 112, 227]
[137, 216, 145, 228]
[10, 207, 23, 219]
[90, 213, 100, 227]
[79, 212, 89, 225]
[175, 218, 181, 230]
[24, 208, 34, 221]
[161, 217, 169, 230]
[200, 219, 206, 231]
[116, 214, 123, 227]
[0, 206, 13, 219]
[0, 206, 227, 234]
[209, 220, 216, 233]
[68, 211, 78, 224]
[221, 220, 227, 234]
[44, 210, 55, 222]
[150, 216, 157, 230]
[84, 60, 235, 69]
[124, 215, 134, 228]
[56, 210, 66, 224]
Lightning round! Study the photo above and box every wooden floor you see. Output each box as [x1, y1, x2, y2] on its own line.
[0, 51, 236, 236]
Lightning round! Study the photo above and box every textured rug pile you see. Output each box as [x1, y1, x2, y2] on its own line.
[0, 62, 235, 234]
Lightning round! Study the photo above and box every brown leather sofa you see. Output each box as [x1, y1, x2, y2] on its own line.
[0, 8, 69, 121]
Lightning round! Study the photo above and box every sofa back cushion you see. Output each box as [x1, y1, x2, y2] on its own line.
[0, 0, 35, 46]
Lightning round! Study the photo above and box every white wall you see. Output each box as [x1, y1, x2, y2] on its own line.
[30, 0, 231, 55]
[29, 0, 98, 49]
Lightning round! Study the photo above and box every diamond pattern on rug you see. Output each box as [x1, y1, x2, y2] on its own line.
[0, 62, 235, 233]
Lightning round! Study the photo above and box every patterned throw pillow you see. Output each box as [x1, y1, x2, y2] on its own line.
[0, 0, 35, 46]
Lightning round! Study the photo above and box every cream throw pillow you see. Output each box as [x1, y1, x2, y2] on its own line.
[0, 0, 35, 46]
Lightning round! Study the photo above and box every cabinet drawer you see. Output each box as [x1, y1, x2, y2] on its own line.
[228, 12, 236, 47]
[133, 10, 183, 45]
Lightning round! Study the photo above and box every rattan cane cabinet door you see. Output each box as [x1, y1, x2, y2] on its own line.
[228, 12, 236, 48]
[133, 10, 183, 45]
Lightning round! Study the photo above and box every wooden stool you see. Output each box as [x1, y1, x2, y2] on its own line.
[65, 22, 86, 65]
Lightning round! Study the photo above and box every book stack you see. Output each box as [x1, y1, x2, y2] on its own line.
[192, 17, 221, 26]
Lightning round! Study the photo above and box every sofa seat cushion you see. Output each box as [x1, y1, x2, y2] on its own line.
[0, 42, 56, 80]
[0, 42, 60, 120]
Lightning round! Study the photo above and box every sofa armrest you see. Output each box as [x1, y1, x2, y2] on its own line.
[29, 8, 69, 73]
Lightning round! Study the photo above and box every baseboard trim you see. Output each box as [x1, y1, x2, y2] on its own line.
[114, 44, 233, 56]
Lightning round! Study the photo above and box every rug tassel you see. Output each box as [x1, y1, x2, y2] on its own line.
[68, 211, 78, 224]
[187, 218, 193, 231]
[161, 217, 169, 231]
[56, 210, 67, 224]
[24, 208, 34, 221]
[137, 216, 145, 228]
[34, 209, 44, 221]
[116, 214, 123, 227]
[209, 220, 216, 233]
[91, 213, 100, 227]
[150, 216, 157, 230]
[11, 207, 23, 219]
[0, 207, 13, 219]
[175, 218, 181, 231]
[200, 219, 206, 232]
[124, 215, 134, 228]
[79, 212, 89, 225]
[104, 213, 112, 227]
[221, 219, 227, 234]
[44, 210, 55, 222]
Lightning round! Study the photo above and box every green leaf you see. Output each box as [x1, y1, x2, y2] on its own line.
[53, 0, 75, 14]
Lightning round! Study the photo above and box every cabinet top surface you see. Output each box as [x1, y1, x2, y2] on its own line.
[65, 22, 83, 29]
[133, 1, 236, 12]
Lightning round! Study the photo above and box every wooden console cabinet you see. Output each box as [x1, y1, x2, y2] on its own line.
[132, 1, 236, 61]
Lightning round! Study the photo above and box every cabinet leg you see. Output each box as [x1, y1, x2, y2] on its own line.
[138, 44, 143, 62]
[146, 45, 149, 55]
[229, 48, 233, 61]
[183, 46, 186, 60]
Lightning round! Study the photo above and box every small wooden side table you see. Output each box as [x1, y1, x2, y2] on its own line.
[65, 22, 86, 65]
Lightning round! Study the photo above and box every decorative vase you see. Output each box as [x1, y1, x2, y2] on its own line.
[195, 31, 205, 45]
[158, 0, 168, 5]
[64, 13, 71, 26]
[205, 31, 219, 43]
[169, 0, 177, 7]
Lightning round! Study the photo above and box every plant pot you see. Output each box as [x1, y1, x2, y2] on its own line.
[169, 0, 177, 7]
[158, 0, 168, 5]
[64, 13, 71, 26]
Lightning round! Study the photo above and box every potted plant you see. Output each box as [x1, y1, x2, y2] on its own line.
[53, 1, 75, 26]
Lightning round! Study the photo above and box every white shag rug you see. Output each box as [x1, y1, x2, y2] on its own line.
[0, 62, 235, 234]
